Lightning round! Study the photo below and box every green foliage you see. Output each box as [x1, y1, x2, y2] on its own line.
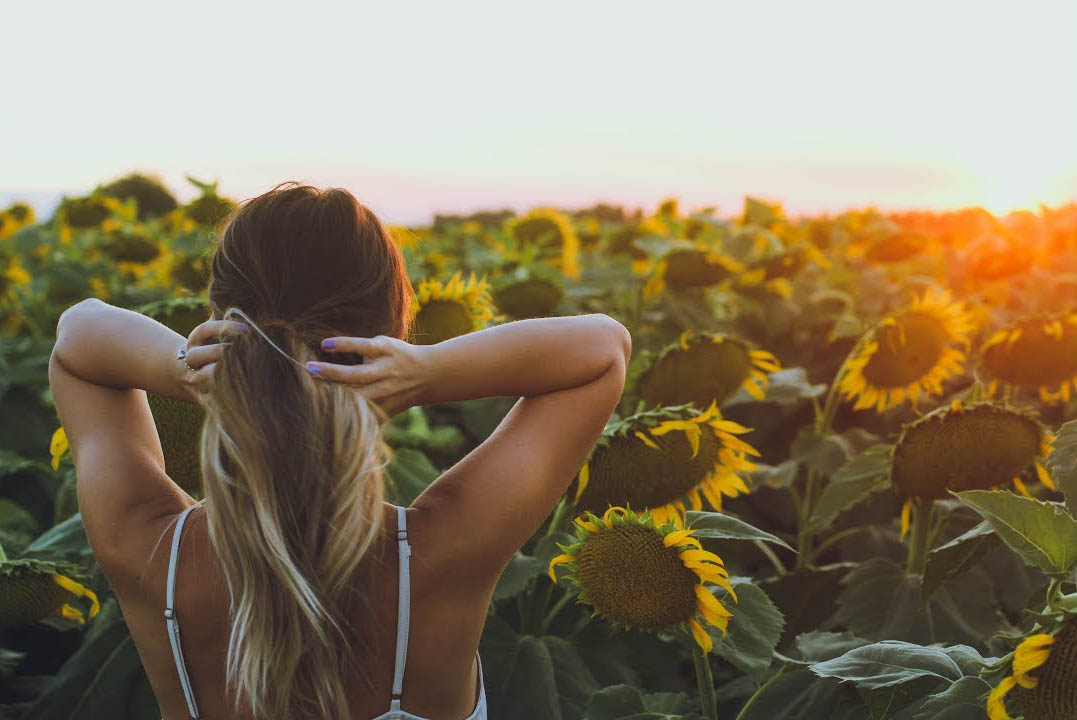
[3, 180, 1076, 718]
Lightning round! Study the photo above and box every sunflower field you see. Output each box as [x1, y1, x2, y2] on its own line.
[3, 173, 1077, 720]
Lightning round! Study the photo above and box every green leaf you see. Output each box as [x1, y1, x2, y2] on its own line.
[709, 578, 785, 682]
[859, 676, 942, 720]
[734, 670, 858, 720]
[542, 636, 600, 720]
[790, 427, 856, 476]
[492, 552, 545, 601]
[23, 599, 160, 720]
[22, 513, 93, 563]
[760, 563, 855, 643]
[912, 676, 992, 719]
[384, 448, 439, 506]
[795, 632, 872, 662]
[685, 511, 795, 551]
[585, 685, 647, 719]
[1046, 418, 1077, 516]
[922, 522, 1000, 597]
[953, 490, 1077, 576]
[809, 641, 962, 689]
[806, 445, 894, 533]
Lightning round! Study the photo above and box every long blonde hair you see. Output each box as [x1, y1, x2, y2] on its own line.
[199, 183, 412, 718]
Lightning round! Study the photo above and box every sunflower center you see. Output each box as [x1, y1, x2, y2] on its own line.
[862, 311, 949, 388]
[493, 279, 562, 319]
[411, 300, 474, 345]
[0, 571, 68, 630]
[985, 322, 1077, 389]
[664, 250, 732, 288]
[575, 524, 698, 630]
[891, 405, 1042, 499]
[99, 233, 161, 263]
[1014, 619, 1077, 720]
[639, 340, 752, 408]
[576, 428, 720, 513]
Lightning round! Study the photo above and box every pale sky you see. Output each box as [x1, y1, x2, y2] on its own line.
[2, 0, 1075, 225]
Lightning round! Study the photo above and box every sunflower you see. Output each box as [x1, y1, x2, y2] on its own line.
[50, 426, 69, 471]
[491, 264, 564, 319]
[982, 314, 1077, 404]
[0, 558, 101, 630]
[504, 208, 580, 280]
[892, 400, 1054, 515]
[100, 173, 178, 221]
[636, 330, 781, 407]
[570, 403, 759, 527]
[838, 287, 974, 413]
[547, 506, 735, 652]
[643, 244, 744, 299]
[737, 245, 829, 299]
[409, 272, 499, 345]
[988, 617, 1077, 720]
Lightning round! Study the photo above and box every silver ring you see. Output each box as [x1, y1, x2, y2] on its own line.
[176, 347, 187, 361]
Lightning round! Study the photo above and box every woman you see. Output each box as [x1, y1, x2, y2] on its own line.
[48, 183, 631, 719]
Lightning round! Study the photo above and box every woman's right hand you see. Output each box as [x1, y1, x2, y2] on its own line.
[304, 335, 431, 417]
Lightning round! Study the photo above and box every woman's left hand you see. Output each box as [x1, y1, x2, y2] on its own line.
[177, 319, 248, 405]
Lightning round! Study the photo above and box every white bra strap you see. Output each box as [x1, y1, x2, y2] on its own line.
[165, 502, 201, 719]
[389, 505, 412, 712]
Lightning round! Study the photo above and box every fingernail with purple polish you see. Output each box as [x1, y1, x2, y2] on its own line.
[322, 339, 334, 349]
[306, 363, 320, 375]
[237, 323, 249, 331]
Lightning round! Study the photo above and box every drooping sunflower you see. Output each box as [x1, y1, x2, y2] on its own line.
[570, 403, 759, 527]
[491, 264, 564, 319]
[547, 506, 735, 653]
[504, 208, 580, 280]
[891, 400, 1054, 508]
[988, 617, 1077, 720]
[737, 245, 829, 299]
[0, 557, 100, 630]
[636, 330, 781, 407]
[409, 272, 499, 345]
[982, 314, 1077, 404]
[642, 243, 744, 299]
[99, 173, 178, 221]
[838, 287, 975, 413]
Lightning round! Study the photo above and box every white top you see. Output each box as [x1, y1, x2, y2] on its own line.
[163, 502, 487, 719]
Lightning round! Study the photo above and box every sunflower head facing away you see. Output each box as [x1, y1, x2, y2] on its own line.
[988, 616, 1077, 720]
[547, 506, 735, 652]
[0, 559, 101, 630]
[643, 245, 744, 299]
[570, 403, 759, 527]
[409, 272, 499, 345]
[491, 264, 565, 319]
[636, 330, 781, 408]
[504, 208, 580, 280]
[891, 400, 1053, 500]
[982, 314, 1077, 404]
[839, 287, 974, 413]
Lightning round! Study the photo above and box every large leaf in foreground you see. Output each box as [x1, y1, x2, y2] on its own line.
[953, 490, 1077, 576]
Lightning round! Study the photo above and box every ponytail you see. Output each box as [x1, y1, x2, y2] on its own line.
[200, 307, 389, 719]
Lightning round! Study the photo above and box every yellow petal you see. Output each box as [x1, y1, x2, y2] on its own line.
[679, 548, 725, 569]
[547, 553, 574, 582]
[1012, 476, 1032, 498]
[696, 583, 736, 622]
[573, 462, 590, 505]
[574, 516, 599, 533]
[59, 604, 86, 624]
[52, 574, 100, 618]
[899, 499, 912, 542]
[986, 675, 1017, 720]
[602, 506, 628, 524]
[689, 617, 714, 651]
[663, 529, 699, 548]
[1036, 462, 1056, 491]
[635, 431, 661, 450]
[1013, 634, 1054, 677]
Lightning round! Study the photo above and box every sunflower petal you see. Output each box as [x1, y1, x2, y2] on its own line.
[689, 617, 714, 651]
[547, 553, 575, 582]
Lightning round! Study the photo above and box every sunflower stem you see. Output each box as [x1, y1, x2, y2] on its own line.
[544, 497, 570, 540]
[734, 663, 792, 720]
[692, 641, 719, 720]
[753, 539, 787, 575]
[538, 589, 575, 635]
[905, 498, 933, 575]
[808, 525, 876, 564]
[0, 540, 6, 563]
